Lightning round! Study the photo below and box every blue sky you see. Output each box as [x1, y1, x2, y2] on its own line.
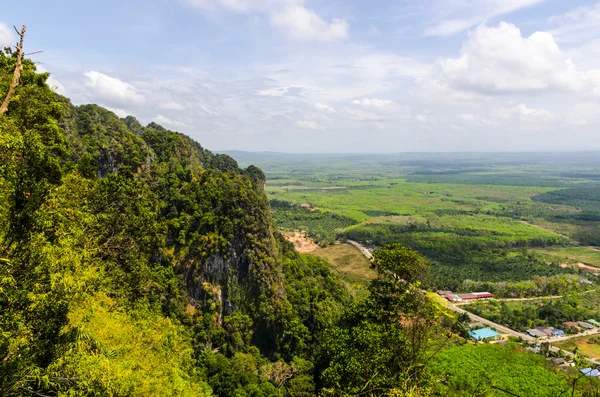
[3, 0, 600, 152]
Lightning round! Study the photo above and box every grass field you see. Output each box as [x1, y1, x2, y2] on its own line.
[554, 334, 600, 359]
[312, 243, 374, 286]
[533, 246, 600, 268]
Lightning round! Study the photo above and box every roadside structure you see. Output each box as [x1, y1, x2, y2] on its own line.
[551, 328, 565, 337]
[469, 328, 501, 341]
[578, 321, 595, 330]
[526, 329, 547, 338]
[587, 319, 600, 327]
[580, 368, 600, 378]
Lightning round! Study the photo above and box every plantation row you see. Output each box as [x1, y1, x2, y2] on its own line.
[533, 185, 600, 213]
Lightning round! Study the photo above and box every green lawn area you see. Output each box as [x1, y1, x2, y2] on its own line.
[554, 334, 600, 359]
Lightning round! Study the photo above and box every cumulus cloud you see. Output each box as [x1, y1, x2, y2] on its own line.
[83, 71, 145, 105]
[271, 5, 349, 41]
[440, 22, 600, 95]
[0, 23, 15, 48]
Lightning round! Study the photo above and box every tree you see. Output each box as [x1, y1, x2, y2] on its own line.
[0, 25, 26, 116]
[319, 244, 435, 395]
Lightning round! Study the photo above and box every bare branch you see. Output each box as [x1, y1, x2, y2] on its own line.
[25, 50, 43, 56]
[0, 25, 26, 117]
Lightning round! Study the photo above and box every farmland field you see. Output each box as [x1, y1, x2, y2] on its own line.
[554, 334, 600, 360]
[533, 246, 600, 268]
[312, 243, 374, 286]
[228, 151, 600, 293]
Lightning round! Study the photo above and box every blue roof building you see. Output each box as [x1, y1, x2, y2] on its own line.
[580, 368, 600, 377]
[469, 328, 501, 341]
[551, 328, 565, 337]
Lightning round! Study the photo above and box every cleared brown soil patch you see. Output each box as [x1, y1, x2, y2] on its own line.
[283, 232, 319, 253]
[560, 262, 600, 273]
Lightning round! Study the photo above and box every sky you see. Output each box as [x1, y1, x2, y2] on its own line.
[3, 0, 600, 153]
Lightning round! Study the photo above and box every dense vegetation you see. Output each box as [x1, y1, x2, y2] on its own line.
[0, 50, 349, 396]
[430, 343, 598, 396]
[270, 200, 356, 246]
[466, 290, 600, 332]
[233, 151, 600, 295]
[0, 50, 499, 397]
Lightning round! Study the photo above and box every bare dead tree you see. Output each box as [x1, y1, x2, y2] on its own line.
[0, 25, 26, 117]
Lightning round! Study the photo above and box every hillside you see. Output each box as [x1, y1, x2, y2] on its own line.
[1, 51, 599, 397]
[0, 51, 352, 396]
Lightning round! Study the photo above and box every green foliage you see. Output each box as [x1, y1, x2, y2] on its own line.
[319, 245, 437, 395]
[270, 201, 356, 245]
[430, 344, 573, 396]
[466, 290, 600, 331]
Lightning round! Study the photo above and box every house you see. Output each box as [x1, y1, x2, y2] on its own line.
[444, 294, 462, 302]
[551, 357, 566, 365]
[551, 328, 565, 337]
[437, 290, 453, 296]
[580, 368, 600, 377]
[536, 326, 555, 337]
[526, 329, 547, 338]
[578, 321, 595, 330]
[563, 322, 580, 329]
[469, 328, 501, 341]
[587, 319, 600, 327]
[457, 292, 494, 300]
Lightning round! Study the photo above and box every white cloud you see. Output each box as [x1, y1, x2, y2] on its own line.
[258, 86, 289, 96]
[440, 23, 600, 95]
[154, 114, 186, 128]
[104, 106, 129, 118]
[47, 76, 67, 96]
[314, 102, 336, 113]
[424, 0, 546, 36]
[185, 0, 348, 41]
[459, 113, 492, 125]
[549, 3, 600, 44]
[295, 120, 321, 129]
[184, 0, 300, 12]
[0, 23, 15, 48]
[161, 100, 186, 111]
[83, 71, 145, 105]
[271, 5, 349, 41]
[344, 98, 410, 121]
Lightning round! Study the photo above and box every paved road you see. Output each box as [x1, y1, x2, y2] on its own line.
[447, 302, 600, 365]
[445, 303, 535, 341]
[347, 240, 373, 259]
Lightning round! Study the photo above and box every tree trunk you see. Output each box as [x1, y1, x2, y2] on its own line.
[0, 25, 26, 117]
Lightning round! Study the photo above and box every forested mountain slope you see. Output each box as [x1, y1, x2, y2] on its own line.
[0, 50, 353, 396]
